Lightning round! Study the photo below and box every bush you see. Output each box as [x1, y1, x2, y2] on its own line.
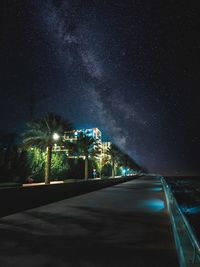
[51, 152, 70, 180]
[101, 163, 112, 177]
[26, 148, 70, 181]
[0, 146, 29, 183]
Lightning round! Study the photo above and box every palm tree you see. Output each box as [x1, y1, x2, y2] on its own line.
[76, 133, 96, 180]
[22, 113, 72, 184]
[107, 144, 121, 177]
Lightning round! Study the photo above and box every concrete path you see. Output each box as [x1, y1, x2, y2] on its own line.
[0, 176, 178, 267]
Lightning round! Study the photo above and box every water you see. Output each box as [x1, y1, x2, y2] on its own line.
[165, 176, 200, 241]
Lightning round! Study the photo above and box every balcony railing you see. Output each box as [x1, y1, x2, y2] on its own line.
[161, 177, 200, 267]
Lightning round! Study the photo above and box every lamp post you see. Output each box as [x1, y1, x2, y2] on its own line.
[45, 132, 60, 185]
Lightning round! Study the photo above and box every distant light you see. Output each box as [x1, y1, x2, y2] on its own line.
[53, 133, 60, 141]
[149, 187, 162, 192]
[152, 181, 162, 186]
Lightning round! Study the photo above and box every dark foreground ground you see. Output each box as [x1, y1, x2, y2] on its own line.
[0, 176, 178, 267]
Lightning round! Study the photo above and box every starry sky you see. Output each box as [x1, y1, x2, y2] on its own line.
[1, 0, 200, 175]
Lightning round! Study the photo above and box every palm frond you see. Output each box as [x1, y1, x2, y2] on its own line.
[22, 113, 73, 150]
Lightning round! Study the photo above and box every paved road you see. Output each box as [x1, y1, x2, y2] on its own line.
[0, 176, 178, 267]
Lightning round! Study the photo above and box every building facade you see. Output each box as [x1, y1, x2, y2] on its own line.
[53, 128, 107, 159]
[64, 128, 102, 142]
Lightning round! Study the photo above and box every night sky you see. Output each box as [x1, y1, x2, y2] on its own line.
[1, 0, 200, 175]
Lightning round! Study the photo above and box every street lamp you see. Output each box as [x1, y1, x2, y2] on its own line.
[52, 133, 60, 141]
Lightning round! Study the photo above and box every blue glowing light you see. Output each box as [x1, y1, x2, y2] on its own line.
[181, 205, 200, 215]
[149, 187, 162, 192]
[141, 199, 165, 212]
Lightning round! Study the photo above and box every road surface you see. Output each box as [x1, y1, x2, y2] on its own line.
[0, 176, 178, 267]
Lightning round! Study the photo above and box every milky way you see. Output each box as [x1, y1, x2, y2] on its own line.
[1, 0, 200, 174]
[38, 0, 147, 160]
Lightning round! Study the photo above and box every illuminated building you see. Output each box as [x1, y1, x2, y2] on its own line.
[53, 128, 103, 157]
[102, 141, 111, 153]
[100, 141, 111, 163]
[64, 128, 102, 142]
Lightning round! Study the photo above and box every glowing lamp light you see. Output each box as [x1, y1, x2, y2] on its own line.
[53, 133, 60, 141]
[122, 169, 126, 175]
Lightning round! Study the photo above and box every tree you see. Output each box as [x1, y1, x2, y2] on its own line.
[51, 152, 69, 179]
[99, 150, 111, 178]
[107, 144, 121, 177]
[117, 151, 142, 176]
[26, 147, 45, 180]
[22, 113, 72, 184]
[0, 145, 28, 183]
[76, 133, 96, 180]
[26, 148, 70, 181]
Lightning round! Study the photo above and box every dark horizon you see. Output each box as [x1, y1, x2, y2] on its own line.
[1, 0, 200, 175]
